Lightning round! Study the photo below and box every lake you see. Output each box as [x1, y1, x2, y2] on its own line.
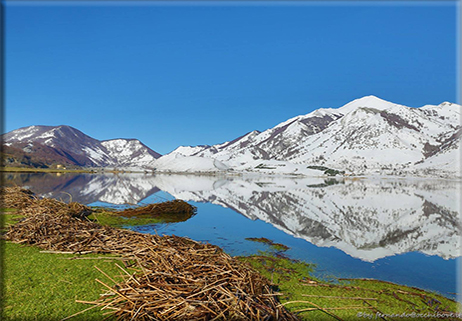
[3, 171, 461, 300]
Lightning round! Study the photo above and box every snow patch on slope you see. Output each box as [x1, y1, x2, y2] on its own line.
[153, 153, 229, 173]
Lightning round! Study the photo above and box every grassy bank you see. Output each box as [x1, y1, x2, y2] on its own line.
[2, 241, 122, 321]
[239, 252, 460, 320]
[1, 209, 121, 320]
[1, 208, 460, 320]
[3, 238, 460, 321]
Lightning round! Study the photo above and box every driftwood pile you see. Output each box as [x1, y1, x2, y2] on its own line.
[2, 187, 298, 320]
[1, 186, 92, 218]
[118, 199, 197, 223]
[120, 200, 197, 217]
[1, 186, 38, 209]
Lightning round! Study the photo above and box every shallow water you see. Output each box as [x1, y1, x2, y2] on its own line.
[3, 172, 461, 299]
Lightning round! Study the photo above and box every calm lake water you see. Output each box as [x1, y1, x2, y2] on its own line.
[3, 172, 461, 300]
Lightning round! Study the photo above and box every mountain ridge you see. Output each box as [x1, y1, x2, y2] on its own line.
[2, 124, 161, 169]
[160, 96, 461, 177]
[3, 96, 460, 177]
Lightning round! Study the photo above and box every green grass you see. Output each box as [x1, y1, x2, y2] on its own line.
[0, 209, 123, 320]
[1, 209, 23, 233]
[306, 165, 345, 176]
[245, 237, 290, 252]
[0, 208, 19, 212]
[239, 251, 461, 320]
[1, 241, 124, 321]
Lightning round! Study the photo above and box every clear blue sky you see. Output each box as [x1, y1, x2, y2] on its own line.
[4, 1, 459, 154]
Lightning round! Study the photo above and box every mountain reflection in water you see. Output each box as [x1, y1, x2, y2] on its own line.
[3, 172, 461, 298]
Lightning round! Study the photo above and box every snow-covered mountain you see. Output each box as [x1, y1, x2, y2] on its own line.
[2, 125, 161, 169]
[158, 96, 461, 177]
[4, 96, 460, 177]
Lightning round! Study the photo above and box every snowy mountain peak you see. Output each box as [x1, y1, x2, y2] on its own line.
[170, 145, 212, 157]
[2, 125, 161, 170]
[153, 96, 461, 178]
[338, 95, 398, 114]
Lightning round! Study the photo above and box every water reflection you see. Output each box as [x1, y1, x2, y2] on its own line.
[2, 172, 160, 205]
[3, 172, 461, 263]
[151, 175, 461, 262]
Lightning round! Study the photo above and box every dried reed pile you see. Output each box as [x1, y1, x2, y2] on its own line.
[1, 186, 36, 209]
[3, 188, 298, 320]
[120, 200, 197, 217]
[90, 235, 297, 320]
[1, 186, 92, 218]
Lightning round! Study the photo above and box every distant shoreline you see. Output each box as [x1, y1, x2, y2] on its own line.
[1, 166, 460, 181]
[0, 166, 141, 174]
